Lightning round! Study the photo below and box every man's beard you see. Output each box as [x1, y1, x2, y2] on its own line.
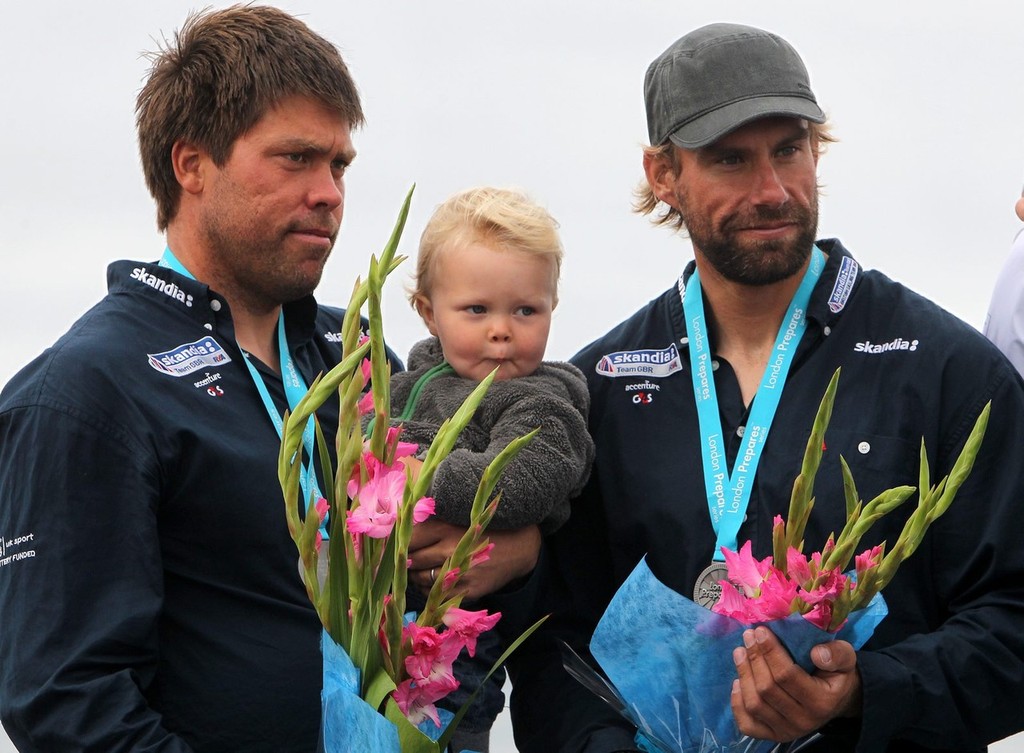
[678, 190, 819, 286]
[201, 213, 335, 309]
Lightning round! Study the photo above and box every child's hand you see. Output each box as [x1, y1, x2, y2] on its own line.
[399, 455, 423, 481]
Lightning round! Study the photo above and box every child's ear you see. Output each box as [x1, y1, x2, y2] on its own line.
[414, 295, 438, 336]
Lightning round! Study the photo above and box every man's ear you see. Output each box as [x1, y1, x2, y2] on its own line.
[413, 295, 438, 336]
[643, 148, 681, 207]
[171, 141, 208, 196]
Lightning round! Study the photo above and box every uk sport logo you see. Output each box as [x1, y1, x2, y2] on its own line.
[596, 344, 683, 378]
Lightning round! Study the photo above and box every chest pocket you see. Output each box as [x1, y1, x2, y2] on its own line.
[802, 428, 921, 544]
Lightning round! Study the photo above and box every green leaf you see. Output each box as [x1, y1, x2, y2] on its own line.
[436, 615, 549, 752]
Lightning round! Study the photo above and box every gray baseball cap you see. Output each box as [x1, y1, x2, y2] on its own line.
[645, 23, 825, 149]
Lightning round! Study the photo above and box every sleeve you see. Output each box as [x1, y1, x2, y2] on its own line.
[983, 230, 1024, 376]
[0, 402, 196, 753]
[428, 384, 595, 532]
[853, 367, 1024, 750]
[503, 469, 642, 753]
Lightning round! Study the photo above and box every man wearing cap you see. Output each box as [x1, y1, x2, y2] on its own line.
[507, 23, 1024, 753]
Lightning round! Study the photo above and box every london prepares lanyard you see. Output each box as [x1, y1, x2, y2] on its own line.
[159, 248, 327, 534]
[681, 247, 825, 560]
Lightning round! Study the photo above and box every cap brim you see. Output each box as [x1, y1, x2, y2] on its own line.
[667, 96, 825, 149]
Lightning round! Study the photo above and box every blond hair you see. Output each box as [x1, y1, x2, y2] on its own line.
[411, 187, 563, 306]
[634, 120, 837, 231]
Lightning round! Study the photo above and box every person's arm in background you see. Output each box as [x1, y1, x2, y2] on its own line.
[983, 192, 1024, 375]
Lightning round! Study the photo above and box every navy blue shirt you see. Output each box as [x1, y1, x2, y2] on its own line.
[508, 240, 1024, 753]
[0, 260, 394, 752]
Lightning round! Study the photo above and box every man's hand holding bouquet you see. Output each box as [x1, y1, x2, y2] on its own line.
[575, 369, 989, 753]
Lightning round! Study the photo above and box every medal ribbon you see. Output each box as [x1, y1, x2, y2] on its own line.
[159, 248, 327, 535]
[681, 247, 825, 561]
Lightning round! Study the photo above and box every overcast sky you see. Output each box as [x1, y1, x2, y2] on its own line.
[3, 1, 1024, 751]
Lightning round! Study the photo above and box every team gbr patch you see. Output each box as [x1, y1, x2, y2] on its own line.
[148, 337, 232, 377]
[596, 343, 683, 378]
[828, 256, 859, 313]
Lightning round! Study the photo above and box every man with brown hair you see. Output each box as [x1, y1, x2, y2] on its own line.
[508, 22, 1024, 753]
[0, 6, 537, 752]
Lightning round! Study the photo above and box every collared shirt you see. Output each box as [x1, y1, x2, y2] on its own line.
[0, 260, 396, 752]
[984, 226, 1024, 376]
[509, 239, 1024, 753]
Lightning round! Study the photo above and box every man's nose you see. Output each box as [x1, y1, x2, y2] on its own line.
[749, 162, 789, 208]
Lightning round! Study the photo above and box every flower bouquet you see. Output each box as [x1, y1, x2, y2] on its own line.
[575, 369, 989, 753]
[278, 187, 544, 752]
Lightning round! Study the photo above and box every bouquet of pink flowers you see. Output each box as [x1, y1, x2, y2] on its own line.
[278, 187, 542, 752]
[582, 369, 989, 753]
[713, 369, 989, 635]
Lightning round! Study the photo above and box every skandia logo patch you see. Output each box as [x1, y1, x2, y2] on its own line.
[130, 266, 194, 307]
[828, 257, 859, 314]
[324, 332, 344, 343]
[596, 344, 683, 378]
[148, 337, 232, 377]
[854, 337, 919, 354]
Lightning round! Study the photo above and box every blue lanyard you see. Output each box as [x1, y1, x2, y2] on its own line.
[681, 247, 825, 560]
[159, 248, 326, 534]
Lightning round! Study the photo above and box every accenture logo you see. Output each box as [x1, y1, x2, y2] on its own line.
[854, 337, 919, 354]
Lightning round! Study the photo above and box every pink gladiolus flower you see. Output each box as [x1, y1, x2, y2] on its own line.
[442, 567, 461, 590]
[855, 544, 884, 581]
[804, 599, 845, 631]
[385, 426, 419, 461]
[786, 547, 814, 585]
[800, 568, 849, 606]
[714, 564, 798, 625]
[403, 624, 461, 704]
[413, 496, 435, 524]
[357, 390, 374, 416]
[393, 680, 442, 728]
[470, 542, 495, 567]
[722, 541, 772, 597]
[442, 608, 501, 657]
[314, 497, 329, 551]
[346, 468, 405, 538]
[754, 568, 800, 618]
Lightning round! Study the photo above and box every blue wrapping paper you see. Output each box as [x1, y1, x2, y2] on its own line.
[589, 558, 887, 753]
[320, 631, 478, 753]
[321, 632, 401, 752]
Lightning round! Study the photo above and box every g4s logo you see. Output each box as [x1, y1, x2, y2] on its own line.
[206, 386, 225, 398]
[632, 391, 653, 405]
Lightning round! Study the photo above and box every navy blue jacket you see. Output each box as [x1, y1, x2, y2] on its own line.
[508, 240, 1024, 753]
[0, 260, 393, 752]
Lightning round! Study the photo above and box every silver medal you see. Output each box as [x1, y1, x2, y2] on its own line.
[693, 562, 731, 609]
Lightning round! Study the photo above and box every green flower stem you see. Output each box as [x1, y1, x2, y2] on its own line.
[778, 369, 840, 573]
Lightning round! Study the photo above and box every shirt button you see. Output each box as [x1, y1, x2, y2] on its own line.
[204, 323, 213, 331]
[210, 299, 222, 312]
[736, 425, 745, 438]
[711, 360, 720, 371]
[858, 441, 871, 454]
[823, 325, 832, 336]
